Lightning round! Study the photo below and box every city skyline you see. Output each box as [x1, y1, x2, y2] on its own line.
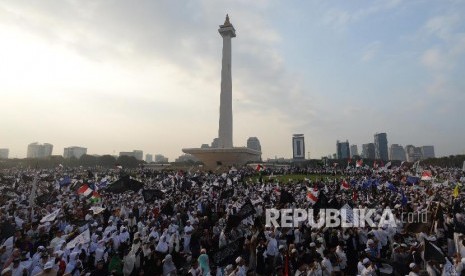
[1, 1, 465, 160]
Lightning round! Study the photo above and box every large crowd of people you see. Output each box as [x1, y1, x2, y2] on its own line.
[0, 164, 464, 276]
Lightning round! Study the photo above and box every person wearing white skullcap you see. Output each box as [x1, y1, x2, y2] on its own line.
[361, 258, 376, 276]
[408, 263, 420, 276]
[35, 260, 56, 276]
[235, 256, 246, 276]
[183, 220, 194, 253]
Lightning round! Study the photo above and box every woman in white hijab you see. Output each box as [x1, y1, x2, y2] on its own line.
[156, 236, 169, 254]
[122, 248, 136, 276]
[169, 232, 180, 254]
[162, 254, 177, 276]
[63, 252, 81, 276]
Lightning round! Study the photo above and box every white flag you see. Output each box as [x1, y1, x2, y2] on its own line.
[89, 206, 106, 215]
[40, 209, 61, 223]
[66, 229, 90, 249]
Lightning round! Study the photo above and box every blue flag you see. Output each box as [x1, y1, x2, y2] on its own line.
[406, 176, 420, 185]
[401, 190, 408, 206]
[59, 176, 71, 186]
[387, 182, 398, 193]
[362, 180, 371, 190]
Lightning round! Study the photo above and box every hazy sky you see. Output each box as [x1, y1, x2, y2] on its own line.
[1, 0, 465, 160]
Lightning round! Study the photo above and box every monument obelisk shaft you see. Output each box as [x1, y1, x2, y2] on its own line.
[182, 15, 261, 168]
[218, 15, 236, 149]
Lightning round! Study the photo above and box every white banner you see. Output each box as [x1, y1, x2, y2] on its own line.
[66, 229, 90, 249]
[89, 206, 106, 215]
[40, 209, 61, 223]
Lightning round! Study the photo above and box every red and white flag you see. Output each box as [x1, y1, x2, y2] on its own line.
[256, 164, 264, 172]
[307, 187, 319, 204]
[341, 179, 350, 190]
[356, 160, 363, 168]
[373, 161, 378, 169]
[77, 184, 93, 197]
[421, 170, 432, 181]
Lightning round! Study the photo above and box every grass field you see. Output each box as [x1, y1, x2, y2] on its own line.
[247, 174, 339, 184]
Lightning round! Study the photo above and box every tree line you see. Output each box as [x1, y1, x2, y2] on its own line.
[0, 154, 145, 169]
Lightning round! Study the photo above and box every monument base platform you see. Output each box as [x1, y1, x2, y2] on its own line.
[182, 147, 261, 169]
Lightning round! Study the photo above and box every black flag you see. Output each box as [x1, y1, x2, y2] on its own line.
[36, 193, 57, 206]
[424, 240, 446, 264]
[105, 176, 143, 193]
[236, 199, 256, 219]
[225, 214, 242, 232]
[220, 189, 234, 199]
[280, 190, 295, 204]
[161, 201, 174, 216]
[142, 189, 165, 202]
[313, 192, 328, 217]
[211, 237, 245, 266]
[225, 200, 256, 231]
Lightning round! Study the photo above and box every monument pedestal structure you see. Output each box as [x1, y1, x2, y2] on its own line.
[182, 147, 261, 168]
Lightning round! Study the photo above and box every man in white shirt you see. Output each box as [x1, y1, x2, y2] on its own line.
[183, 221, 194, 253]
[266, 232, 278, 272]
[321, 250, 333, 276]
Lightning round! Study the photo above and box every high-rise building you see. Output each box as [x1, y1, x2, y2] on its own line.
[336, 140, 350, 159]
[133, 150, 143, 161]
[247, 137, 262, 152]
[361, 143, 376, 159]
[350, 145, 359, 158]
[27, 142, 53, 159]
[405, 145, 422, 162]
[0, 148, 9, 159]
[389, 144, 406, 161]
[145, 154, 153, 163]
[374, 133, 388, 161]
[292, 134, 305, 161]
[119, 150, 143, 160]
[63, 146, 87, 159]
[421, 146, 435, 159]
[154, 154, 169, 163]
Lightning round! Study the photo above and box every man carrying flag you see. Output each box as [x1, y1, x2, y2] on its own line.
[341, 179, 350, 190]
[307, 186, 319, 204]
[352, 190, 358, 202]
